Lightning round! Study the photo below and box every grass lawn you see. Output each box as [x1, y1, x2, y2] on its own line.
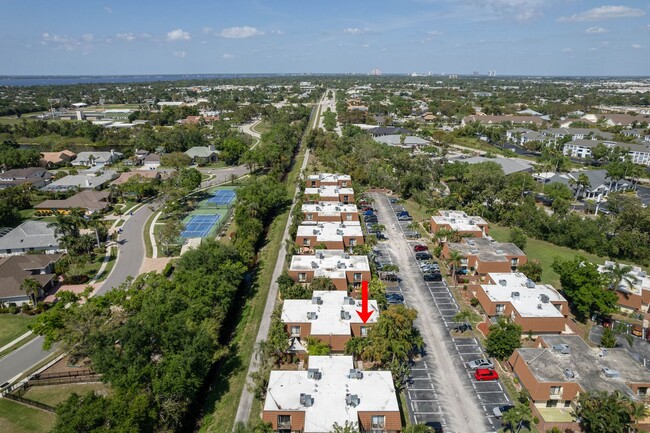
[143, 211, 157, 258]
[23, 382, 109, 408]
[95, 247, 117, 282]
[18, 209, 35, 220]
[0, 399, 56, 433]
[0, 314, 36, 348]
[488, 224, 607, 288]
[252, 120, 271, 135]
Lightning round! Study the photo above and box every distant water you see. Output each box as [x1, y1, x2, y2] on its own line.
[0, 74, 287, 87]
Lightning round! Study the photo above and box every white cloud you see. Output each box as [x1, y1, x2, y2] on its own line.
[41, 33, 81, 51]
[589, 47, 598, 51]
[222, 53, 235, 59]
[361, 43, 370, 48]
[201, 26, 213, 34]
[220, 26, 264, 38]
[116, 32, 136, 41]
[632, 44, 643, 49]
[559, 6, 645, 22]
[464, 0, 549, 22]
[586, 26, 608, 34]
[427, 30, 443, 36]
[166, 28, 191, 41]
[271, 29, 284, 35]
[173, 51, 186, 58]
[104, 6, 112, 14]
[562, 47, 574, 53]
[81, 33, 95, 42]
[343, 27, 366, 34]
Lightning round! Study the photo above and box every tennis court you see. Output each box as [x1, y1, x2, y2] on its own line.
[207, 189, 236, 206]
[181, 214, 221, 238]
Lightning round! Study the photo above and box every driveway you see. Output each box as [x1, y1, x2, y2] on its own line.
[370, 192, 499, 433]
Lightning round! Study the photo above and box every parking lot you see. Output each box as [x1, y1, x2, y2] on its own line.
[369, 193, 511, 432]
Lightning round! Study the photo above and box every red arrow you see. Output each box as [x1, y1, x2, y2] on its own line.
[356, 281, 374, 324]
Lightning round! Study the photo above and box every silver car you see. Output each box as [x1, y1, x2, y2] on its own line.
[468, 358, 494, 370]
[493, 405, 515, 418]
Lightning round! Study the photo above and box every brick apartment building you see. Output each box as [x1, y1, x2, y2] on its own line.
[442, 238, 527, 275]
[296, 222, 364, 251]
[430, 210, 488, 238]
[598, 261, 650, 314]
[281, 291, 378, 352]
[474, 273, 569, 334]
[306, 173, 352, 188]
[509, 335, 650, 432]
[262, 356, 401, 433]
[304, 185, 355, 204]
[288, 250, 371, 291]
[302, 202, 359, 223]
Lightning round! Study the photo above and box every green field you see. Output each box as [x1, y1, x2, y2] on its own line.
[489, 224, 607, 288]
[23, 383, 109, 408]
[0, 314, 36, 348]
[0, 399, 56, 433]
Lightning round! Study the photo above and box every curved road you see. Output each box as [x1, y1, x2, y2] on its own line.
[0, 202, 153, 384]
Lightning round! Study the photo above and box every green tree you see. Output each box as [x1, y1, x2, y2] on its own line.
[486, 319, 522, 360]
[518, 259, 543, 282]
[330, 421, 358, 433]
[509, 227, 527, 251]
[501, 403, 533, 432]
[552, 256, 618, 322]
[160, 152, 191, 171]
[602, 262, 639, 292]
[306, 336, 331, 355]
[20, 277, 41, 305]
[574, 390, 647, 433]
[177, 167, 202, 191]
[156, 219, 182, 256]
[600, 327, 617, 348]
[310, 276, 336, 291]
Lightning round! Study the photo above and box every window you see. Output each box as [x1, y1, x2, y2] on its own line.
[353, 273, 362, 282]
[349, 238, 357, 247]
[298, 273, 307, 282]
[303, 238, 311, 247]
[371, 415, 385, 429]
[277, 415, 291, 429]
[639, 387, 648, 397]
[510, 258, 518, 269]
[360, 326, 368, 336]
[546, 400, 558, 408]
[311, 181, 316, 187]
[343, 195, 349, 203]
[341, 181, 348, 187]
[306, 213, 313, 221]
[346, 214, 353, 221]
[496, 304, 505, 314]
[564, 400, 572, 408]
[290, 326, 301, 337]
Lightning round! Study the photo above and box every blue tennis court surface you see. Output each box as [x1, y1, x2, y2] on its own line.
[181, 214, 220, 238]
[207, 189, 236, 206]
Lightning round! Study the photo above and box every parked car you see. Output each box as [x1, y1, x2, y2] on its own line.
[376, 232, 387, 240]
[454, 268, 468, 275]
[387, 293, 404, 305]
[365, 216, 378, 223]
[413, 244, 429, 252]
[396, 210, 409, 216]
[405, 231, 421, 239]
[474, 368, 499, 381]
[361, 206, 375, 212]
[424, 273, 442, 282]
[363, 210, 375, 216]
[389, 198, 398, 204]
[452, 323, 472, 333]
[397, 215, 413, 221]
[632, 324, 643, 337]
[468, 358, 494, 370]
[415, 252, 433, 260]
[493, 405, 515, 418]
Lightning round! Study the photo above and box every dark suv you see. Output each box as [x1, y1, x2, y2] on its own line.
[415, 252, 433, 260]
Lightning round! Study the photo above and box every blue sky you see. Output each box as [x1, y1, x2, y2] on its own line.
[1, 0, 649, 76]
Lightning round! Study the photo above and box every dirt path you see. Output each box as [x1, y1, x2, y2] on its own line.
[371, 192, 489, 433]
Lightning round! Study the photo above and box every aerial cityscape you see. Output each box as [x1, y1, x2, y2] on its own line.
[0, 1, 650, 433]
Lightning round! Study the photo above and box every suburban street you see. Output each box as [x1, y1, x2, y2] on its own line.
[371, 192, 511, 433]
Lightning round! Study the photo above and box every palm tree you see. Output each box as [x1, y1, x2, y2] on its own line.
[447, 250, 464, 287]
[330, 421, 358, 433]
[229, 173, 238, 185]
[20, 277, 41, 305]
[603, 262, 639, 293]
[572, 173, 591, 200]
[502, 403, 533, 432]
[453, 309, 473, 324]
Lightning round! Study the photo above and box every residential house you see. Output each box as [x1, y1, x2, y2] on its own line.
[296, 222, 364, 251]
[306, 173, 352, 188]
[542, 170, 632, 199]
[422, 112, 436, 122]
[72, 150, 123, 167]
[35, 189, 111, 214]
[304, 185, 355, 204]
[0, 221, 61, 256]
[368, 126, 412, 137]
[622, 129, 650, 143]
[302, 203, 359, 223]
[430, 210, 488, 238]
[541, 128, 614, 142]
[374, 135, 430, 149]
[143, 153, 161, 169]
[41, 169, 119, 192]
[442, 238, 527, 275]
[508, 335, 650, 432]
[262, 355, 401, 433]
[597, 261, 650, 314]
[184, 146, 219, 165]
[474, 273, 569, 334]
[40, 150, 76, 168]
[288, 250, 370, 291]
[561, 139, 650, 166]
[0, 253, 63, 305]
[459, 156, 533, 175]
[461, 115, 545, 127]
[110, 171, 161, 187]
[282, 291, 378, 352]
[582, 113, 650, 127]
[0, 167, 52, 189]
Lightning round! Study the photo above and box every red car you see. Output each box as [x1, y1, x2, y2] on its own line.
[413, 244, 429, 252]
[474, 368, 499, 381]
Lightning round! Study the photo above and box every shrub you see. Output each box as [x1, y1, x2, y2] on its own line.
[470, 297, 480, 307]
[8, 305, 18, 314]
[162, 262, 174, 278]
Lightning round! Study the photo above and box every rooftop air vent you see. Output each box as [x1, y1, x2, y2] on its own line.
[311, 296, 322, 305]
[337, 261, 346, 269]
[307, 369, 321, 380]
[348, 369, 363, 380]
[318, 251, 325, 259]
[499, 279, 507, 286]
[336, 229, 344, 235]
[311, 261, 319, 269]
[511, 292, 520, 300]
[470, 248, 479, 254]
[552, 344, 570, 355]
[602, 367, 621, 378]
[335, 206, 341, 211]
[300, 393, 313, 407]
[307, 312, 318, 320]
[313, 229, 319, 235]
[344, 253, 350, 259]
[343, 296, 355, 305]
[564, 369, 575, 379]
[537, 304, 543, 309]
[539, 294, 550, 303]
[316, 206, 322, 211]
[340, 310, 351, 320]
[526, 279, 536, 289]
[346, 394, 360, 407]
[495, 249, 504, 254]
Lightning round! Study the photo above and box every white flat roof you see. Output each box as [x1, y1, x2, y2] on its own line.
[432, 210, 487, 232]
[598, 261, 650, 296]
[482, 273, 566, 318]
[264, 356, 398, 433]
[302, 203, 358, 216]
[305, 185, 354, 198]
[290, 250, 370, 278]
[297, 222, 363, 242]
[307, 173, 352, 183]
[282, 290, 378, 335]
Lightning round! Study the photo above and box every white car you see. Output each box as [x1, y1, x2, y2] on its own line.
[493, 405, 515, 418]
[468, 358, 494, 370]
